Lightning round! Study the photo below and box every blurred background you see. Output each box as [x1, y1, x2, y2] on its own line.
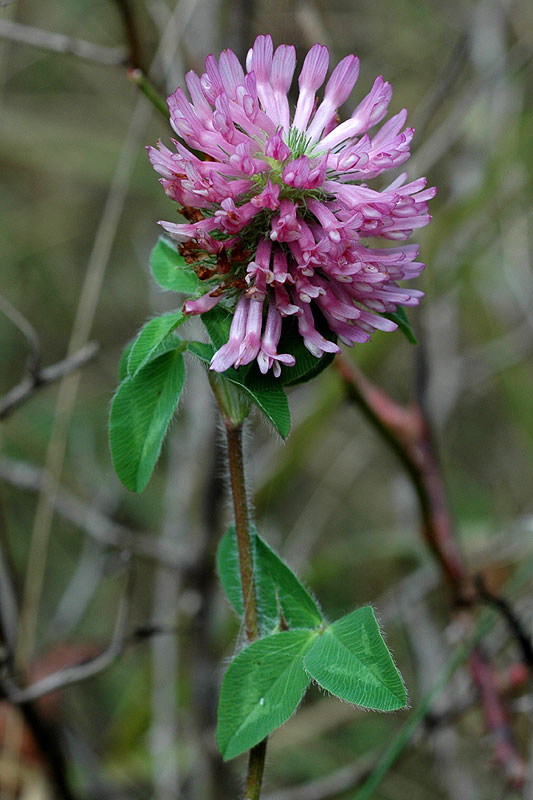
[0, 0, 532, 798]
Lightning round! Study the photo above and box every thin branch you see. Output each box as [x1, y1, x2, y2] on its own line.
[16, 0, 205, 677]
[0, 294, 41, 375]
[263, 757, 374, 800]
[411, 41, 532, 175]
[112, 0, 145, 70]
[469, 648, 525, 787]
[0, 18, 126, 65]
[7, 579, 134, 704]
[412, 32, 469, 137]
[335, 356, 467, 592]
[474, 575, 533, 670]
[0, 341, 99, 420]
[128, 67, 170, 119]
[0, 457, 189, 569]
[336, 355, 526, 789]
[8, 592, 128, 704]
[5, 619, 177, 705]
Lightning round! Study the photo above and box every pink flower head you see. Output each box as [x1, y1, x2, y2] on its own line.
[149, 35, 435, 377]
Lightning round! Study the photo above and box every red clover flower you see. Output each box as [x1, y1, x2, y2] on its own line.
[148, 35, 435, 377]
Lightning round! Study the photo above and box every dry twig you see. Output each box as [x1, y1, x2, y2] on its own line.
[0, 18, 125, 65]
[0, 457, 189, 569]
[5, 577, 133, 704]
[336, 354, 526, 788]
[0, 342, 98, 420]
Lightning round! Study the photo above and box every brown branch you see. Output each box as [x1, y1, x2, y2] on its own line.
[336, 354, 526, 788]
[4, 620, 178, 706]
[469, 648, 525, 787]
[0, 18, 126, 65]
[1, 582, 173, 704]
[0, 295, 41, 377]
[112, 0, 145, 70]
[474, 575, 533, 670]
[0, 342, 99, 420]
[0, 457, 189, 569]
[263, 756, 374, 800]
[0, 696, 79, 800]
[335, 356, 467, 593]
[5, 590, 128, 704]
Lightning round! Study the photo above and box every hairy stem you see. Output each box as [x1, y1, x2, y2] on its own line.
[220, 403, 267, 798]
[245, 739, 268, 800]
[224, 425, 259, 642]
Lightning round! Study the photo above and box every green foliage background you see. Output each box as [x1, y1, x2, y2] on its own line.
[0, 0, 532, 798]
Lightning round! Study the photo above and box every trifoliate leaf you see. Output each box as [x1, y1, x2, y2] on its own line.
[303, 607, 406, 710]
[216, 630, 318, 760]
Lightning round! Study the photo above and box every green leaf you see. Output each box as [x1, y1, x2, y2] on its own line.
[216, 630, 318, 760]
[150, 237, 200, 294]
[243, 385, 290, 438]
[127, 311, 186, 376]
[252, 318, 336, 389]
[303, 607, 406, 711]
[216, 527, 245, 618]
[201, 305, 235, 351]
[217, 527, 323, 633]
[186, 340, 291, 438]
[109, 350, 186, 492]
[185, 340, 214, 363]
[383, 307, 418, 345]
[118, 340, 134, 382]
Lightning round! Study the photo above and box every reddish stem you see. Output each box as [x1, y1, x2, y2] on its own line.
[336, 354, 525, 787]
[224, 422, 267, 799]
[469, 648, 525, 786]
[224, 425, 259, 643]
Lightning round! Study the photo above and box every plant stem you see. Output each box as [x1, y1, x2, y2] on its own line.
[224, 425, 259, 642]
[127, 67, 170, 120]
[245, 739, 268, 800]
[222, 410, 267, 798]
